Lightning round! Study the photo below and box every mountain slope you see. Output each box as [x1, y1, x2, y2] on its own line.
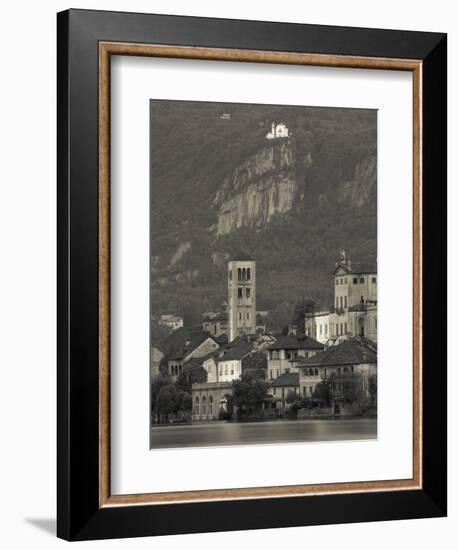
[150, 100, 377, 334]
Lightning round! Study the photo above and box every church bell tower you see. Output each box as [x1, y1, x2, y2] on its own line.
[227, 254, 256, 342]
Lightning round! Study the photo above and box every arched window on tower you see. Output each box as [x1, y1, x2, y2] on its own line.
[242, 268, 246, 281]
[237, 268, 241, 280]
[247, 268, 251, 280]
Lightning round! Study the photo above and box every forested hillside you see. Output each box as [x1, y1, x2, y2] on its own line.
[150, 100, 377, 334]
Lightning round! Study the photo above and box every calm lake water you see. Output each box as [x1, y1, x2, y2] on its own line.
[150, 418, 377, 449]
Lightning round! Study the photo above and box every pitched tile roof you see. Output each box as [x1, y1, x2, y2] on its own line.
[157, 327, 218, 359]
[242, 351, 267, 371]
[267, 334, 324, 351]
[272, 372, 299, 387]
[296, 338, 377, 368]
[202, 312, 228, 322]
[217, 343, 253, 362]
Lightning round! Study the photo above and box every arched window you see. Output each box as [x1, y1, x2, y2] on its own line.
[202, 395, 207, 415]
[237, 268, 241, 280]
[194, 396, 200, 415]
[208, 395, 213, 415]
[247, 268, 251, 280]
[314, 368, 319, 376]
[242, 268, 246, 280]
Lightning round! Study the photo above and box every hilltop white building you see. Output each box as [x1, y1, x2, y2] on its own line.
[266, 122, 289, 140]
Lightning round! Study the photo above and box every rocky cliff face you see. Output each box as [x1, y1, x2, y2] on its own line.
[338, 156, 376, 207]
[214, 141, 298, 236]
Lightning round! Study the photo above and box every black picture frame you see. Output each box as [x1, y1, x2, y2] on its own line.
[57, 8, 447, 541]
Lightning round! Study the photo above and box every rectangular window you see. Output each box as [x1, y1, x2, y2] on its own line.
[325, 324, 328, 335]
[239, 312, 242, 320]
[303, 386, 306, 396]
[247, 312, 250, 321]
[309, 386, 313, 395]
[344, 296, 347, 308]
[353, 277, 358, 284]
[360, 277, 364, 283]
[372, 277, 376, 283]
[237, 288, 243, 298]
[344, 322, 347, 333]
[336, 279, 339, 285]
[229, 270, 232, 280]
[246, 288, 251, 298]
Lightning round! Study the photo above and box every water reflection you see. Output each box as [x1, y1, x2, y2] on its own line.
[150, 418, 377, 449]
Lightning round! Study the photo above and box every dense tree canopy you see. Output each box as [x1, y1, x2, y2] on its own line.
[232, 373, 270, 414]
[150, 101, 377, 338]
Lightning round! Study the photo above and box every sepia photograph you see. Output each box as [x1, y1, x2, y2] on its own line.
[149, 99, 378, 449]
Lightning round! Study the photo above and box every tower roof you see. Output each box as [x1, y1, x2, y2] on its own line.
[230, 251, 255, 262]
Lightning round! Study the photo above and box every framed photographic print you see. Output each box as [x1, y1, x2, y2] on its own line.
[57, 9, 447, 541]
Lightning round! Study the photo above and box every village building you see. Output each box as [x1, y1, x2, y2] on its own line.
[216, 343, 253, 382]
[191, 337, 271, 421]
[253, 333, 277, 352]
[241, 350, 267, 378]
[159, 313, 183, 331]
[297, 337, 377, 413]
[202, 312, 228, 338]
[227, 254, 257, 341]
[305, 254, 377, 344]
[192, 381, 233, 421]
[271, 372, 299, 409]
[266, 333, 324, 380]
[154, 326, 220, 381]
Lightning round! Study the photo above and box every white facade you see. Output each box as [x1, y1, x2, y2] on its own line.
[334, 267, 377, 311]
[305, 261, 378, 343]
[266, 122, 289, 140]
[159, 314, 184, 331]
[217, 358, 243, 382]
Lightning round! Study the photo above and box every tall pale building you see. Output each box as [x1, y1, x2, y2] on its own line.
[227, 254, 256, 342]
